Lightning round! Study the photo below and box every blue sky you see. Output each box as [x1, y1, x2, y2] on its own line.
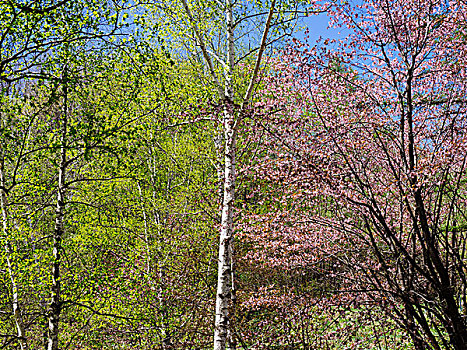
[297, 12, 350, 43]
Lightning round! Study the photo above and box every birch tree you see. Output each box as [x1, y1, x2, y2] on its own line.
[46, 67, 68, 350]
[139, 0, 322, 348]
[177, 3, 279, 348]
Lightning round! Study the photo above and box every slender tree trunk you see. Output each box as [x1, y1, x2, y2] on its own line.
[47, 78, 68, 350]
[213, 0, 236, 348]
[137, 181, 172, 349]
[214, 107, 236, 350]
[1, 158, 28, 350]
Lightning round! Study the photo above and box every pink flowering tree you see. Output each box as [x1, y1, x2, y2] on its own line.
[239, 1, 467, 348]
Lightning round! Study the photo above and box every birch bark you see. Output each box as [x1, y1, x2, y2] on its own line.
[1, 157, 28, 350]
[47, 74, 68, 350]
[213, 0, 236, 348]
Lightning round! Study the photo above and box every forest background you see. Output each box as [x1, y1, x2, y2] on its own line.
[1, 0, 467, 349]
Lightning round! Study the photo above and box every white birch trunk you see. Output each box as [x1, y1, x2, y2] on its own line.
[214, 1, 236, 348]
[137, 180, 172, 349]
[214, 108, 236, 350]
[1, 159, 28, 350]
[47, 77, 68, 350]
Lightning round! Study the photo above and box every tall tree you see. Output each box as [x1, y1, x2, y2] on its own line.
[249, 0, 467, 348]
[139, 0, 323, 348]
